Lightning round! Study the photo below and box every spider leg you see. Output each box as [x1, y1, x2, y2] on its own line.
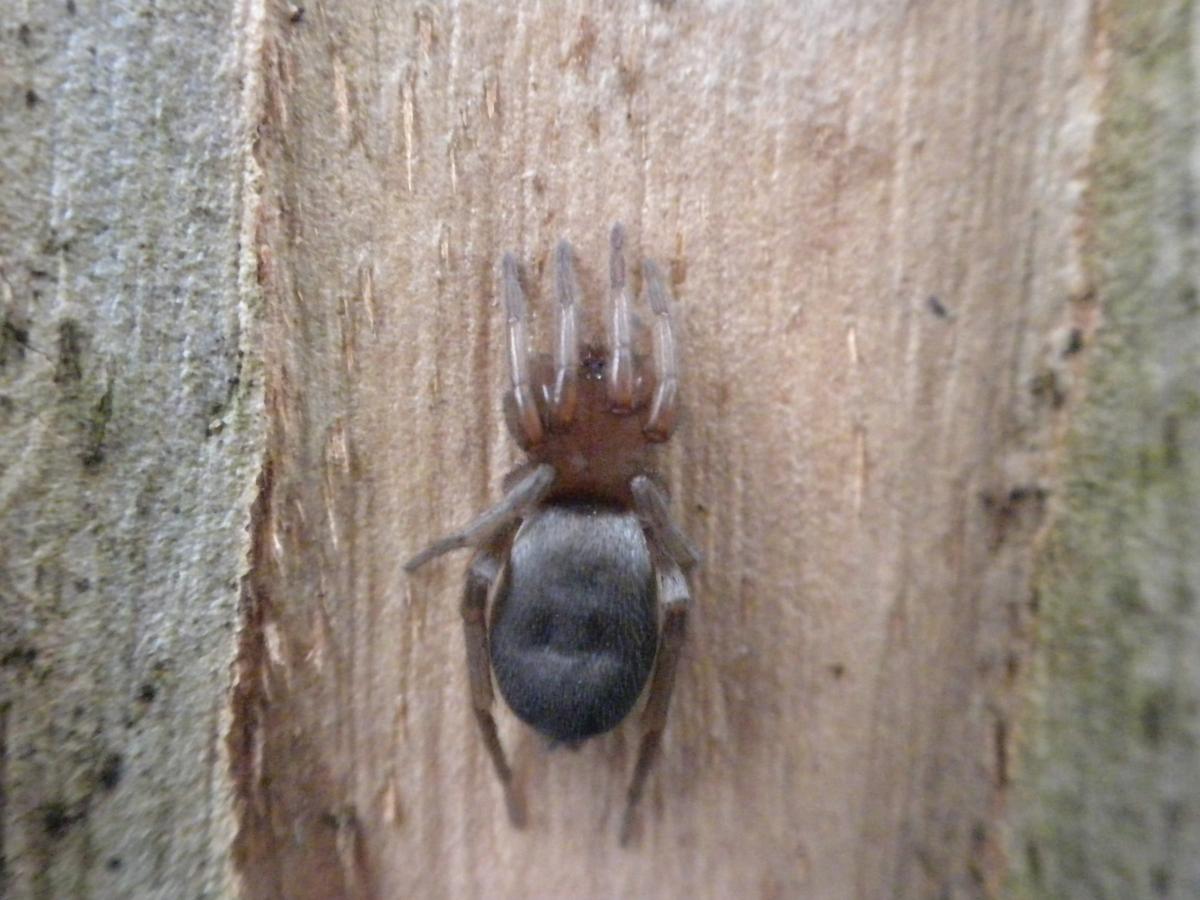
[620, 552, 691, 845]
[403, 464, 555, 571]
[630, 475, 702, 570]
[501, 253, 546, 446]
[641, 259, 679, 442]
[462, 535, 525, 826]
[607, 223, 636, 412]
[620, 475, 700, 844]
[549, 240, 580, 429]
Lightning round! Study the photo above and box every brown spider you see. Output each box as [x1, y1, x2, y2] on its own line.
[405, 224, 700, 844]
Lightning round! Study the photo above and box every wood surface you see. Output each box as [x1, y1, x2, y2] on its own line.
[1, 0, 257, 896]
[234, 2, 1100, 898]
[5, 1, 1196, 899]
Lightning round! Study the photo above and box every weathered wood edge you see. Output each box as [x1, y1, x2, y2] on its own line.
[1006, 3, 1200, 897]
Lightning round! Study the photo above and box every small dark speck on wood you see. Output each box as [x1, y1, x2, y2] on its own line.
[927, 295, 953, 320]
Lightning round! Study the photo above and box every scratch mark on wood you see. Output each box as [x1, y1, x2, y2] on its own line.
[263, 621, 285, 673]
[270, 518, 284, 562]
[484, 75, 499, 120]
[438, 225, 451, 275]
[332, 56, 352, 147]
[338, 292, 356, 374]
[416, 6, 437, 60]
[381, 777, 404, 827]
[359, 264, 376, 332]
[854, 424, 867, 516]
[402, 81, 415, 192]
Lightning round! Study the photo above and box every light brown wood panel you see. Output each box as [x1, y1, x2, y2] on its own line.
[231, 2, 1101, 897]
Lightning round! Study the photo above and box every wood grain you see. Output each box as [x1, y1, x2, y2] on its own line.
[235, 1, 1102, 898]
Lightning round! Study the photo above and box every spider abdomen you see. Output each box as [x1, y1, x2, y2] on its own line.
[489, 502, 659, 743]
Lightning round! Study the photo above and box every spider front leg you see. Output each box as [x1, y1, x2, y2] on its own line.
[549, 240, 580, 430]
[607, 224, 636, 412]
[403, 464, 555, 571]
[641, 259, 679, 442]
[462, 534, 525, 826]
[502, 252, 546, 446]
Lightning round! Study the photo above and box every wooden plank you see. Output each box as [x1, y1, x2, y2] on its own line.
[1006, 2, 1200, 897]
[0, 0, 256, 895]
[246, 1, 1100, 897]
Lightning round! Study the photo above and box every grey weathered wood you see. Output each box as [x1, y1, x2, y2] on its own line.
[0, 1, 259, 897]
[1006, 3, 1200, 898]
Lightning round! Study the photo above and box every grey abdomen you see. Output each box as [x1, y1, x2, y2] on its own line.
[490, 503, 658, 742]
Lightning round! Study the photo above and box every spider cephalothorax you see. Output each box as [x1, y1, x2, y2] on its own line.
[405, 224, 699, 844]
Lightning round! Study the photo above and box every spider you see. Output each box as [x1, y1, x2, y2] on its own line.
[404, 224, 701, 844]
